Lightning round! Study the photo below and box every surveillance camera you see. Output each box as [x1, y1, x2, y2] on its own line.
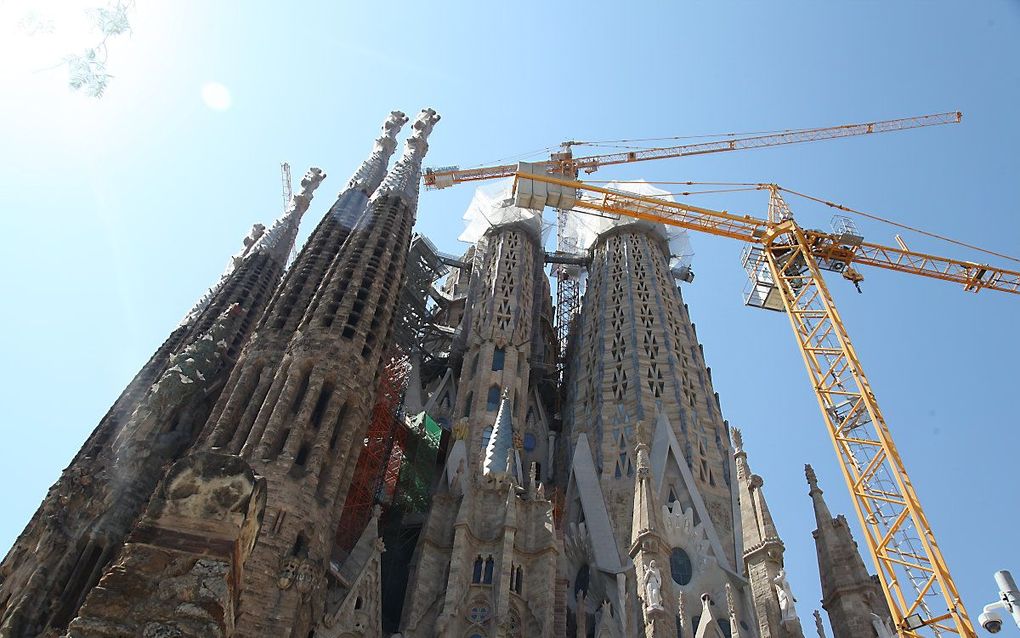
[979, 610, 1003, 634]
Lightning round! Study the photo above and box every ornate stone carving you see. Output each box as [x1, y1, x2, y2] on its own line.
[278, 556, 300, 590]
[814, 609, 827, 638]
[662, 500, 712, 567]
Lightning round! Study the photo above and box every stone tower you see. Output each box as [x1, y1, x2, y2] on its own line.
[805, 465, 892, 638]
[561, 219, 754, 637]
[732, 429, 804, 638]
[0, 167, 325, 637]
[59, 109, 437, 637]
[399, 210, 561, 637]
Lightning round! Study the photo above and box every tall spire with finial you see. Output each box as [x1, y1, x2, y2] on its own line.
[805, 464, 834, 528]
[482, 387, 519, 482]
[733, 427, 803, 638]
[805, 464, 892, 638]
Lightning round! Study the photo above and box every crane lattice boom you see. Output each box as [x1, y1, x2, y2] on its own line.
[423, 111, 962, 189]
[515, 173, 1019, 295]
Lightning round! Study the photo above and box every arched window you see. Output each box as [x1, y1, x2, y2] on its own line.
[483, 556, 495, 584]
[486, 385, 500, 411]
[464, 392, 473, 417]
[515, 565, 523, 594]
[574, 565, 590, 599]
[472, 556, 483, 583]
[492, 347, 505, 371]
[670, 547, 693, 585]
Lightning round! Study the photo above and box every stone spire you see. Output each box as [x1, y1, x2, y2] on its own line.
[805, 465, 892, 638]
[180, 166, 326, 327]
[733, 428, 803, 638]
[805, 464, 834, 527]
[345, 110, 408, 194]
[249, 166, 327, 264]
[630, 423, 677, 637]
[374, 107, 440, 208]
[813, 610, 827, 638]
[482, 387, 520, 482]
[200, 110, 409, 452]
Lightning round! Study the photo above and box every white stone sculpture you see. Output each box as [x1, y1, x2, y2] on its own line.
[773, 569, 799, 623]
[643, 560, 664, 612]
[871, 613, 895, 638]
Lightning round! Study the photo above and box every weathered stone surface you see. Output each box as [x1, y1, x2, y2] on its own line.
[65, 452, 264, 638]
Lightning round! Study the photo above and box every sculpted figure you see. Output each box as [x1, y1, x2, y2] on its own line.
[871, 613, 895, 638]
[643, 560, 664, 611]
[773, 569, 799, 622]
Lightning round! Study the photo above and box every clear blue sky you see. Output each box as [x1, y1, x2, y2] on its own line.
[1, 1, 1017, 633]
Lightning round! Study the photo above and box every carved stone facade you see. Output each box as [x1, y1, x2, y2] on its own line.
[559, 222, 755, 638]
[0, 112, 884, 638]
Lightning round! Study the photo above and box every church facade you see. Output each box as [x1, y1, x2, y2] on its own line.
[0, 110, 890, 638]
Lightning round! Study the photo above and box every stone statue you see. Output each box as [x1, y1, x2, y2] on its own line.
[725, 583, 740, 638]
[871, 613, 895, 638]
[643, 560, 664, 611]
[773, 569, 799, 623]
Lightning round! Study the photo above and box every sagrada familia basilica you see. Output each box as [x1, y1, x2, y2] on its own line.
[0, 110, 896, 637]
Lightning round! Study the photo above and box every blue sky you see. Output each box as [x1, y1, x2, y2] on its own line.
[1, 1, 1018, 633]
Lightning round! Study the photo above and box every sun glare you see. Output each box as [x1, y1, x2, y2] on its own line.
[200, 82, 233, 111]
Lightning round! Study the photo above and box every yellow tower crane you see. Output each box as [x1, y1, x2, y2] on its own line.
[422, 112, 1018, 637]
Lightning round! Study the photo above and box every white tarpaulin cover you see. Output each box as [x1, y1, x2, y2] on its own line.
[564, 179, 694, 270]
[458, 180, 550, 244]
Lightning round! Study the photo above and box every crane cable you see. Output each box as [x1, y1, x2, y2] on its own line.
[777, 186, 1020, 265]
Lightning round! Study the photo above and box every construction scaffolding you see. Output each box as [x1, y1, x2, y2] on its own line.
[387, 411, 443, 513]
[335, 350, 410, 552]
[335, 233, 450, 553]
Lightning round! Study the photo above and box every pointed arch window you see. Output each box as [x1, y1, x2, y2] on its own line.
[483, 556, 495, 584]
[574, 564, 590, 599]
[464, 392, 473, 417]
[514, 565, 523, 594]
[472, 556, 483, 583]
[492, 347, 505, 371]
[486, 385, 500, 411]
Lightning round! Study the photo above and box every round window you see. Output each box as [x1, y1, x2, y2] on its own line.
[523, 432, 536, 451]
[670, 547, 693, 585]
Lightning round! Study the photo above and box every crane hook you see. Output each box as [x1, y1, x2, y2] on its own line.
[842, 266, 864, 294]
